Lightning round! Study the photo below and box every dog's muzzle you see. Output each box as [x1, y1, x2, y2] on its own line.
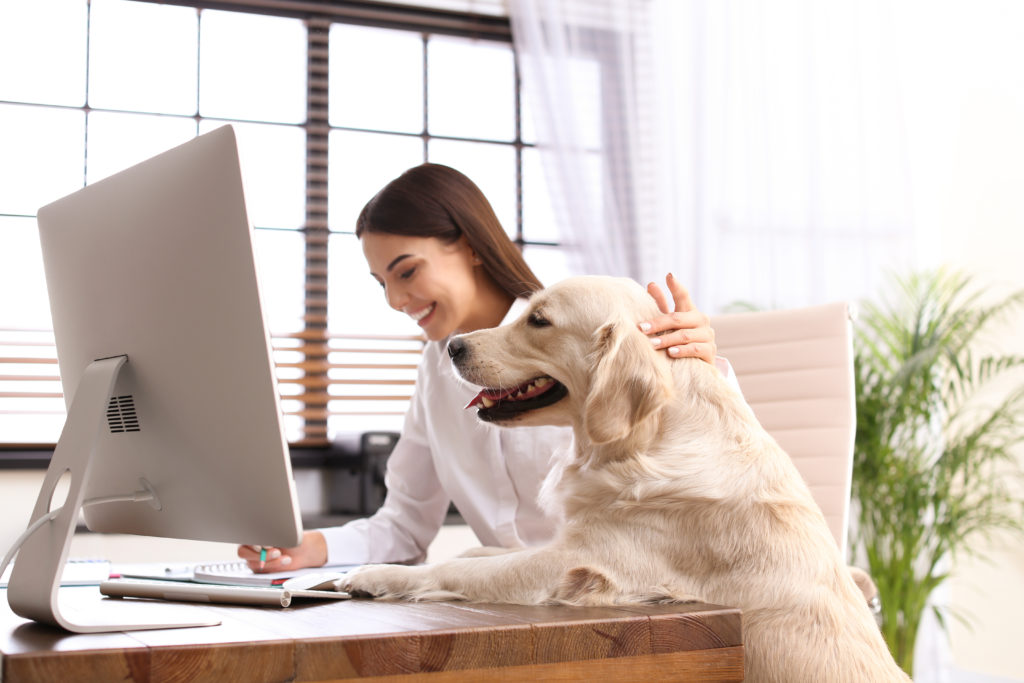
[447, 336, 568, 422]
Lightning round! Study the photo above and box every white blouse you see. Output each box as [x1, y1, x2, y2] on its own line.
[320, 298, 736, 565]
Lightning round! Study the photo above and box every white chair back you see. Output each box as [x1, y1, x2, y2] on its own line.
[712, 302, 856, 561]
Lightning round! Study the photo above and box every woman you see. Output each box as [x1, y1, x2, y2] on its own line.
[239, 163, 729, 571]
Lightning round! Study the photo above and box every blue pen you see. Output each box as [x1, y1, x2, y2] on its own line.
[259, 547, 267, 568]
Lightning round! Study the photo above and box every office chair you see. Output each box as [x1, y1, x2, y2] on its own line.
[712, 301, 857, 562]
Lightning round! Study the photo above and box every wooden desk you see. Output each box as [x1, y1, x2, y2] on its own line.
[2, 587, 743, 682]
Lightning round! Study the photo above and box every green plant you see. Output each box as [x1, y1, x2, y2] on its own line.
[850, 267, 1024, 676]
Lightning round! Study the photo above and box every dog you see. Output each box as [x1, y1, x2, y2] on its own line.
[342, 275, 909, 682]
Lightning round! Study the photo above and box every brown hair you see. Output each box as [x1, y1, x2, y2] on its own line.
[355, 163, 543, 299]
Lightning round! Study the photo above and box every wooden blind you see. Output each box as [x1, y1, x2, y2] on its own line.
[0, 327, 425, 448]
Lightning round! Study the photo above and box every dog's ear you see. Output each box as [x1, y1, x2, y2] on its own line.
[583, 321, 673, 444]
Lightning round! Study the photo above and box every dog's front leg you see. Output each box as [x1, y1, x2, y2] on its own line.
[342, 563, 467, 601]
[342, 547, 574, 604]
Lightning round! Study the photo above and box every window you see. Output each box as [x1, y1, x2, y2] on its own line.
[0, 0, 570, 453]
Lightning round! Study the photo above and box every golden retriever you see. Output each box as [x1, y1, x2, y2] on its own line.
[341, 276, 909, 682]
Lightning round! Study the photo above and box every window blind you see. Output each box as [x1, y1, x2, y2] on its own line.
[0, 327, 424, 449]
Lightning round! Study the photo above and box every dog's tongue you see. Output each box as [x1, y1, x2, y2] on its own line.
[465, 387, 514, 410]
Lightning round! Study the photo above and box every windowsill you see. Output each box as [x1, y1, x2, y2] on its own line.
[0, 443, 364, 470]
[0, 449, 51, 469]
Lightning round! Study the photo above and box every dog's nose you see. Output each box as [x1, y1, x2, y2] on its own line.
[447, 338, 467, 362]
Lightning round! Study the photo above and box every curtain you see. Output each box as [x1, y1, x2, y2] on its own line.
[509, 0, 946, 678]
[509, 0, 665, 282]
[509, 0, 918, 313]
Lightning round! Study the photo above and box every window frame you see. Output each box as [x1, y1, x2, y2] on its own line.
[0, 0, 561, 462]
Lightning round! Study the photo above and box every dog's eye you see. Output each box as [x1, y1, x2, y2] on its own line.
[527, 311, 551, 328]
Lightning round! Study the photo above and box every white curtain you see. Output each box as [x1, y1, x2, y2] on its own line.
[509, 0, 667, 282]
[509, 0, 947, 678]
[509, 0, 918, 313]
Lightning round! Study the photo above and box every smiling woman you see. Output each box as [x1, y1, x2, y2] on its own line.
[360, 229, 511, 341]
[356, 164, 541, 341]
[236, 156, 728, 574]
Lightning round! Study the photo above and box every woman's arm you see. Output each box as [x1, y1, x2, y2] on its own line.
[238, 432, 451, 571]
[239, 361, 451, 571]
[318, 432, 452, 566]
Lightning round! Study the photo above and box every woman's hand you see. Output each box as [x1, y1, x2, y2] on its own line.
[639, 273, 717, 366]
[238, 529, 328, 573]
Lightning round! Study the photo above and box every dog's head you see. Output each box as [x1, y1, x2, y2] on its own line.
[449, 276, 674, 444]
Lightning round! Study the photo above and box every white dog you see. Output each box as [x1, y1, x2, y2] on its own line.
[342, 276, 909, 682]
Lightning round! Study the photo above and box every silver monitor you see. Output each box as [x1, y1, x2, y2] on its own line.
[6, 126, 303, 632]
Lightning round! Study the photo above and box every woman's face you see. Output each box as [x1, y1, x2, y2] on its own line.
[361, 231, 493, 341]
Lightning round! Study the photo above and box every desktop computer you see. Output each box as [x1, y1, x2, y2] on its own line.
[4, 126, 304, 632]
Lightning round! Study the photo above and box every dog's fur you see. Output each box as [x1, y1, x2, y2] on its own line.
[342, 276, 909, 682]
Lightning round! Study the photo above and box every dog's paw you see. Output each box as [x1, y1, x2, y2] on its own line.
[341, 564, 421, 598]
[341, 564, 465, 601]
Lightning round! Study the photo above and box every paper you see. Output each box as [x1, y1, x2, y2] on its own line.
[192, 561, 359, 586]
[1, 558, 111, 587]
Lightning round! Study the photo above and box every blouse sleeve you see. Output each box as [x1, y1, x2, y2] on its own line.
[716, 355, 745, 397]
[318, 367, 451, 566]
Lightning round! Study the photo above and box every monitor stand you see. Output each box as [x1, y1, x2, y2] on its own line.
[5, 355, 220, 633]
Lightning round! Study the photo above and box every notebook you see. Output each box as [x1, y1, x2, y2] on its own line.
[193, 560, 360, 586]
[118, 560, 359, 587]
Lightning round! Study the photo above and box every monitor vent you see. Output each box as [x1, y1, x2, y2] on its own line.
[107, 395, 140, 433]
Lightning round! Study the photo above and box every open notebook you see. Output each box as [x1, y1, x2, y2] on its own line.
[195, 560, 359, 586]
[120, 560, 359, 587]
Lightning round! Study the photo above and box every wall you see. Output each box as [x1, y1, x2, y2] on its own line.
[0, 467, 327, 564]
[1, 468, 472, 570]
[943, 74, 1024, 683]
[0, 470, 49, 558]
[900, 1, 1024, 679]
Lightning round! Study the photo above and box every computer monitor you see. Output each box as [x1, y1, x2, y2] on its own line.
[5, 126, 303, 632]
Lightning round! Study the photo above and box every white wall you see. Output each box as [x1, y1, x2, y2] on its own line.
[0, 468, 327, 566]
[900, 1, 1024, 679]
[0, 470, 50, 558]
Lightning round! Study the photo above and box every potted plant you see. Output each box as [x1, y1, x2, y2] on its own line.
[850, 267, 1024, 676]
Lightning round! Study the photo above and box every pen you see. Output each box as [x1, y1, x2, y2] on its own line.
[259, 547, 267, 569]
